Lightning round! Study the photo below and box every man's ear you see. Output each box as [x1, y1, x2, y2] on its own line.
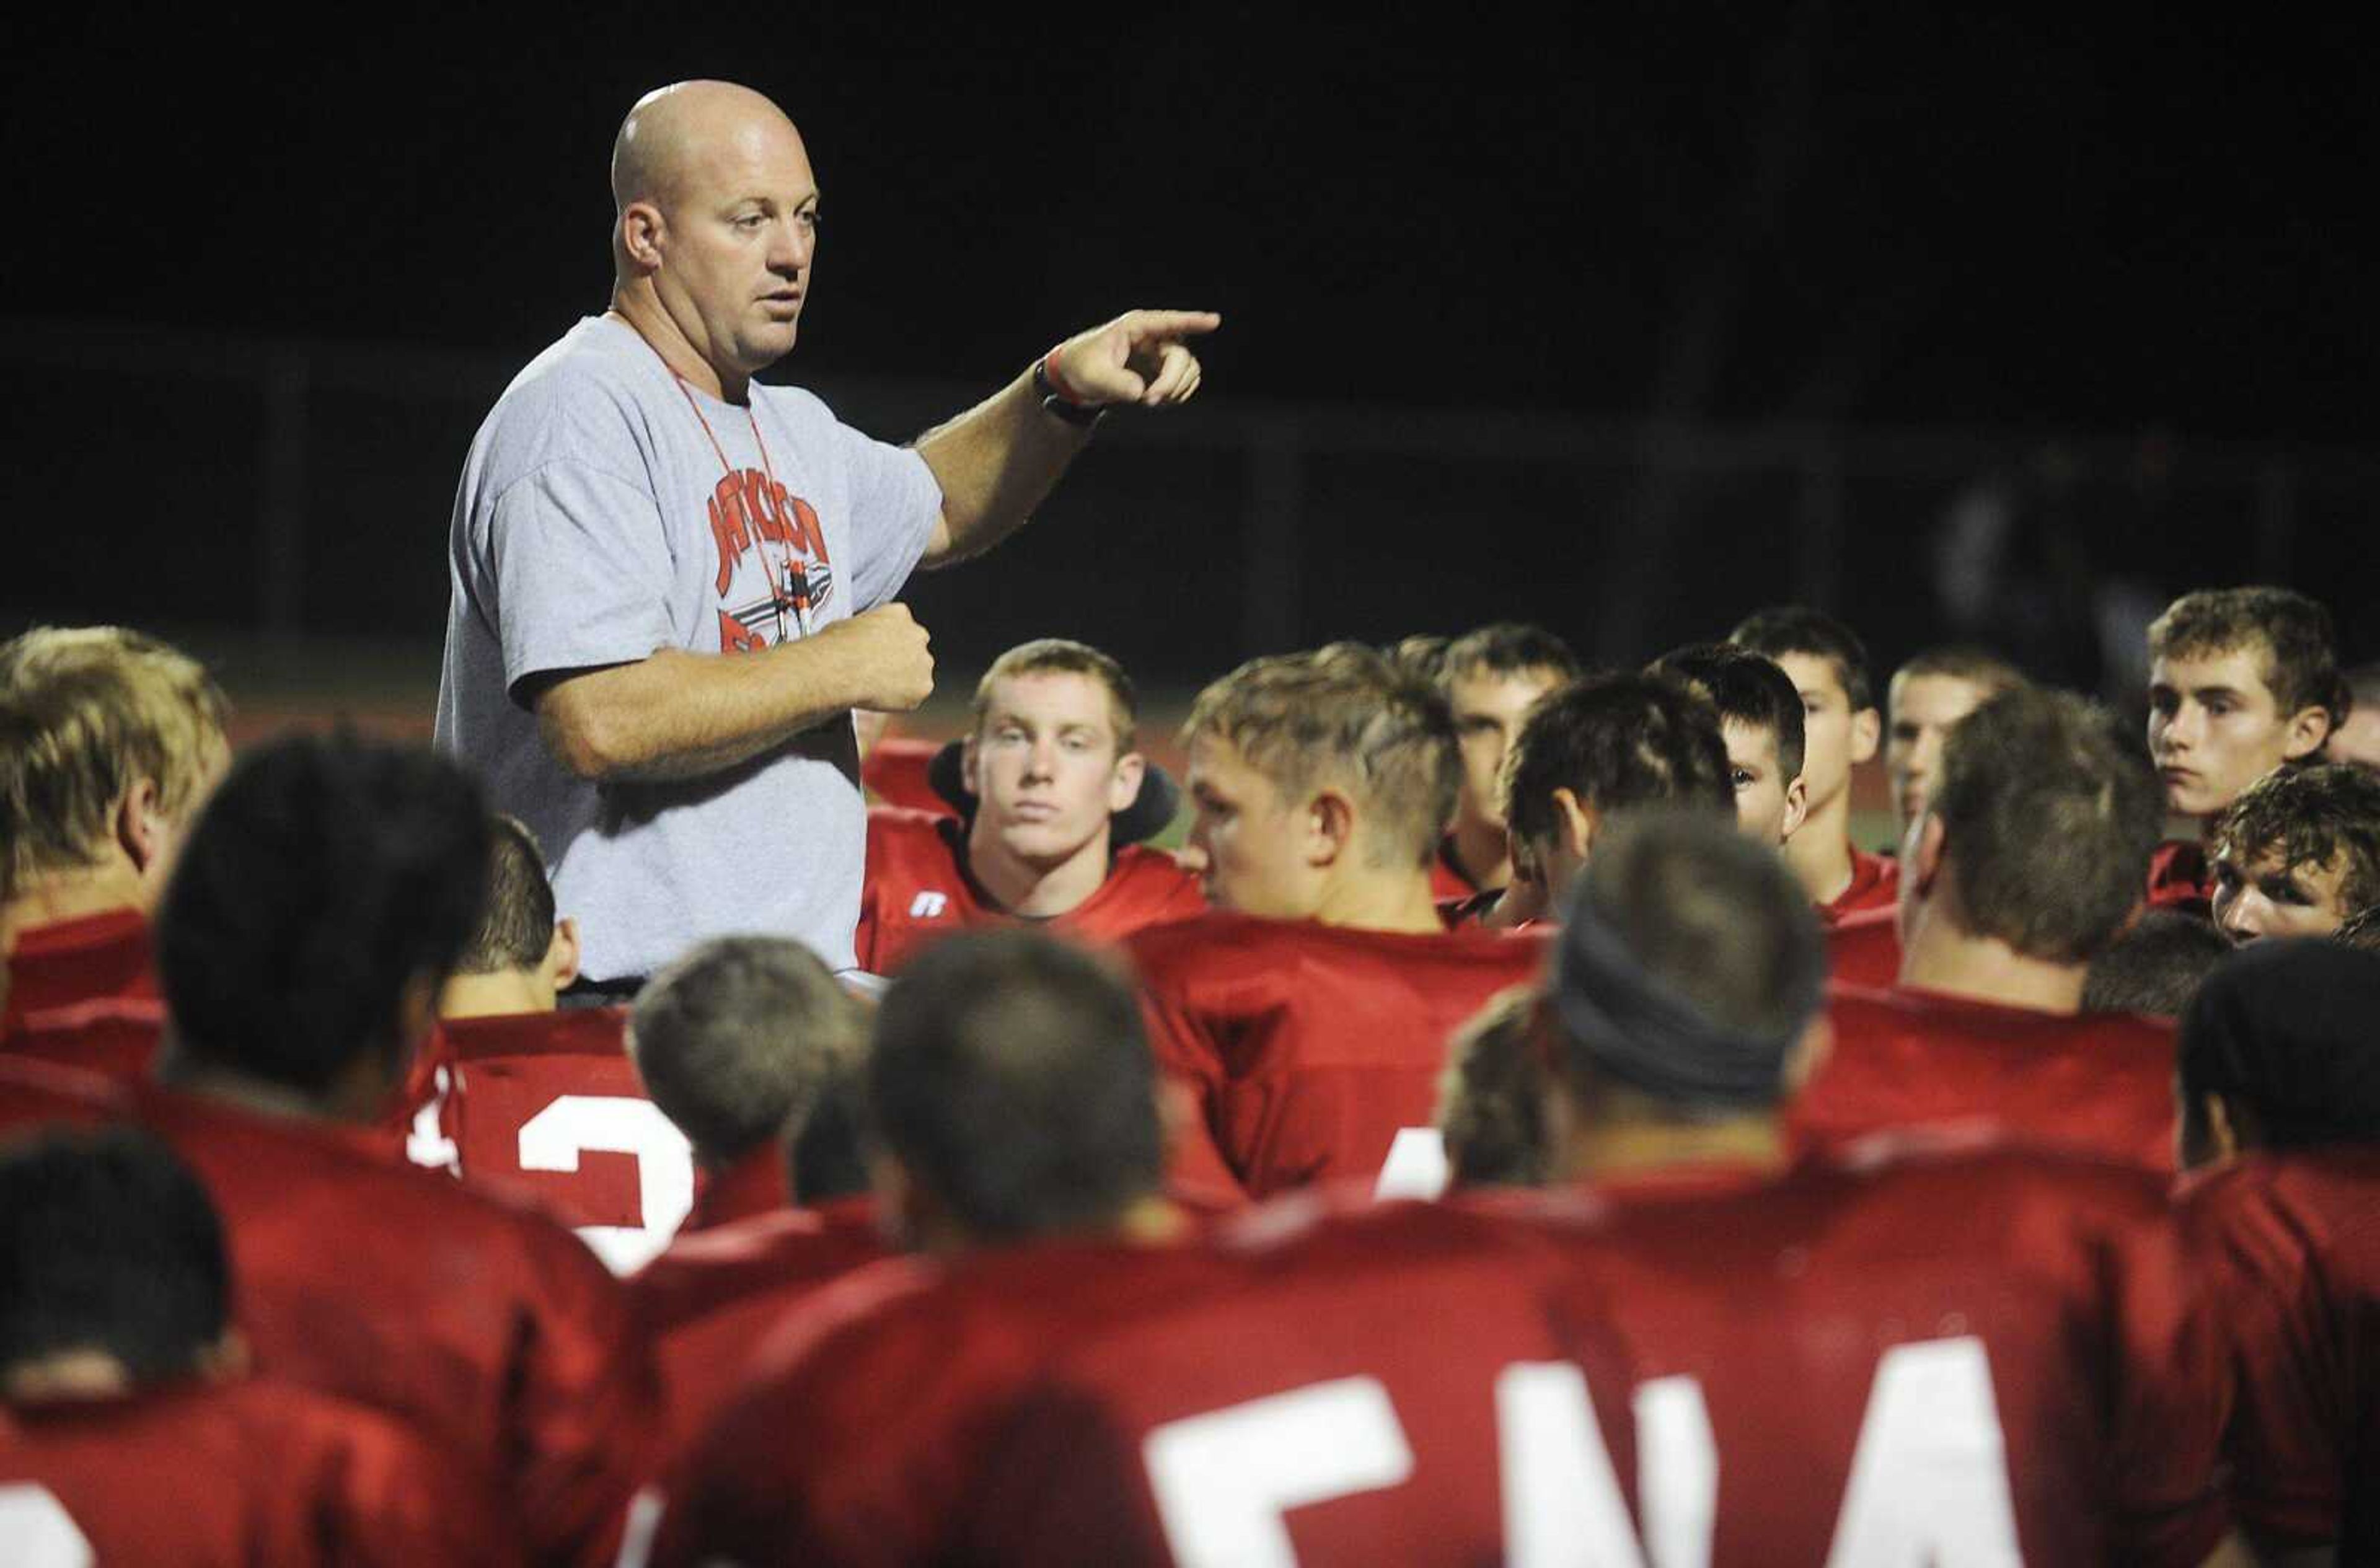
[542, 915, 583, 994]
[959, 735, 981, 798]
[115, 778, 168, 876]
[2283, 705, 2335, 762]
[1779, 774, 1811, 845]
[1849, 707, 1882, 766]
[1108, 751, 1148, 815]
[1909, 811, 1947, 898]
[1303, 788, 1357, 868]
[1551, 788, 1598, 861]
[619, 203, 667, 273]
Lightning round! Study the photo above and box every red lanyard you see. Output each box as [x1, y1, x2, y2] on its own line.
[662, 361, 809, 643]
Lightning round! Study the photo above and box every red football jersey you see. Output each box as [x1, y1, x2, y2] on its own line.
[0, 1377, 516, 1567]
[1427, 836, 1484, 903]
[2182, 1149, 2380, 1553]
[855, 807, 1205, 976]
[0, 995, 165, 1083]
[1792, 985, 2179, 1172]
[2146, 837, 2214, 917]
[860, 733, 950, 815]
[628, 1194, 890, 1456]
[1824, 905, 1903, 989]
[1821, 844, 1900, 923]
[130, 1085, 659, 1565]
[1512, 1146, 2229, 1565]
[1, 906, 156, 1026]
[643, 1238, 1252, 1567]
[405, 1007, 696, 1274]
[678, 1146, 791, 1235]
[0, 1055, 129, 1132]
[1128, 914, 1550, 1208]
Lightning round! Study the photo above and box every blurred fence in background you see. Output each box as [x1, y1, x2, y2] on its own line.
[6, 318, 2374, 710]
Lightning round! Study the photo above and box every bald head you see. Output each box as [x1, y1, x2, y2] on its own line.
[612, 80, 801, 214]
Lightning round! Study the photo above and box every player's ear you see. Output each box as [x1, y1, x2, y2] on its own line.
[1551, 788, 1597, 861]
[543, 916, 583, 995]
[619, 202, 667, 272]
[1779, 773, 1810, 845]
[1303, 788, 1356, 867]
[1108, 751, 1147, 815]
[1849, 706, 1882, 765]
[115, 777, 167, 876]
[959, 735, 981, 797]
[2281, 703, 2334, 762]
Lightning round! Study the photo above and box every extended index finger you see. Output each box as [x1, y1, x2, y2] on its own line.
[1122, 309, 1223, 341]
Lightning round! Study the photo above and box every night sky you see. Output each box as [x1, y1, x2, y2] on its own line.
[14, 12, 2374, 437]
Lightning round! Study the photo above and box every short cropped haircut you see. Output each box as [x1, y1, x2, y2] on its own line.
[1439, 623, 1582, 689]
[1930, 688, 2164, 964]
[1435, 987, 1549, 1188]
[2212, 764, 2380, 916]
[157, 733, 491, 1095]
[453, 816, 555, 975]
[630, 936, 866, 1168]
[1893, 645, 2028, 696]
[0, 626, 229, 885]
[1580, 811, 1827, 1044]
[0, 1127, 229, 1383]
[2148, 587, 2346, 723]
[1183, 642, 1460, 869]
[2082, 910, 2231, 1017]
[868, 930, 1159, 1241]
[1649, 643, 1808, 782]
[1728, 605, 1875, 711]
[1502, 673, 1732, 850]
[971, 638, 1137, 754]
[1382, 633, 1452, 684]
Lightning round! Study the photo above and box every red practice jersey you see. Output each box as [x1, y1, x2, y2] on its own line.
[0, 1377, 516, 1567]
[860, 733, 950, 815]
[1427, 836, 1484, 904]
[405, 1006, 696, 1274]
[1821, 844, 1900, 923]
[2183, 1148, 2380, 1554]
[678, 1146, 791, 1235]
[2147, 838, 2215, 917]
[0, 995, 165, 1084]
[1824, 905, 1903, 989]
[131, 1085, 659, 1565]
[628, 1194, 889, 1456]
[0, 1055, 130, 1134]
[1128, 913, 1549, 1207]
[1510, 1146, 2229, 1565]
[1792, 985, 2180, 1172]
[855, 807, 1205, 976]
[644, 1238, 1253, 1567]
[1, 907, 156, 1028]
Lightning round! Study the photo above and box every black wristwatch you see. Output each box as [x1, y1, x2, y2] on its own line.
[1033, 353, 1107, 430]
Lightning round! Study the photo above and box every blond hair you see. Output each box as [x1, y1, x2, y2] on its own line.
[0, 627, 229, 883]
[1182, 642, 1459, 868]
[969, 638, 1137, 753]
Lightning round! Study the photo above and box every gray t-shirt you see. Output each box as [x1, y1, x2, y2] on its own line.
[434, 316, 941, 979]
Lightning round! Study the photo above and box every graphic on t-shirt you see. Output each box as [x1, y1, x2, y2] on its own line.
[707, 467, 835, 651]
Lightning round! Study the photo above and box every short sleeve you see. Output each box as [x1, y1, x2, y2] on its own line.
[484, 462, 680, 701]
[824, 421, 941, 614]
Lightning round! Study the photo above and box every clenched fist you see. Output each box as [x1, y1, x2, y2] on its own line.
[821, 602, 935, 712]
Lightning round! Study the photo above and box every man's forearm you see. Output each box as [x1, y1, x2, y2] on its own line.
[914, 370, 1091, 567]
[537, 638, 880, 784]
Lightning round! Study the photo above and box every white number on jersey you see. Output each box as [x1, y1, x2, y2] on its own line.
[1372, 1127, 1451, 1200]
[0, 1486, 95, 1567]
[1144, 1377, 1414, 1568]
[404, 1064, 461, 1174]
[516, 1096, 696, 1274]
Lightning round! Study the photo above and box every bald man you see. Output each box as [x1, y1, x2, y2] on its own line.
[436, 82, 1218, 990]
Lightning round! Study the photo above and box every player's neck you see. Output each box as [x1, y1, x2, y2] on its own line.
[4, 1348, 135, 1404]
[1313, 869, 1447, 936]
[965, 819, 1114, 919]
[438, 969, 557, 1021]
[1783, 792, 1855, 904]
[1897, 905, 2087, 1015]
[2, 862, 149, 934]
[1448, 817, 1512, 892]
[1558, 1114, 1788, 1184]
[606, 291, 749, 404]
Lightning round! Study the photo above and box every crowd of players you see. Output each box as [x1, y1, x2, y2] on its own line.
[4, 586, 2380, 1564]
